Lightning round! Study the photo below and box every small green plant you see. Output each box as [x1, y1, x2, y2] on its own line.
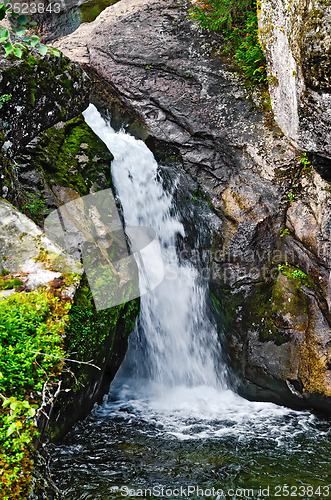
[0, 93, 11, 109]
[279, 227, 290, 238]
[145, 64, 152, 70]
[300, 153, 310, 166]
[299, 152, 313, 175]
[288, 191, 296, 203]
[0, 0, 60, 58]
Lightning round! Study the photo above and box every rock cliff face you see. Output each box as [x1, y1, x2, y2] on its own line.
[258, 0, 331, 161]
[56, 0, 331, 412]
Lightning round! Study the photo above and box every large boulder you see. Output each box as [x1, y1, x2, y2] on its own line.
[55, 0, 331, 412]
[258, 0, 331, 160]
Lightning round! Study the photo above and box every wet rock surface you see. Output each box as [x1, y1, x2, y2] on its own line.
[258, 0, 331, 161]
[55, 0, 331, 411]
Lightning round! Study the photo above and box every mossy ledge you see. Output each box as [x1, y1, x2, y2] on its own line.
[45, 274, 139, 442]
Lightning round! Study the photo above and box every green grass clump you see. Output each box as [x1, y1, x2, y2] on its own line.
[189, 0, 267, 86]
[0, 278, 23, 291]
[0, 290, 71, 498]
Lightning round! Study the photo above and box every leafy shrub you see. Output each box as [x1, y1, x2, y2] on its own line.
[0, 289, 70, 497]
[189, 0, 267, 86]
[0, 0, 60, 58]
[0, 290, 68, 396]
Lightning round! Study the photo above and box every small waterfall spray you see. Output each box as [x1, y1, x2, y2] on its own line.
[84, 104, 227, 390]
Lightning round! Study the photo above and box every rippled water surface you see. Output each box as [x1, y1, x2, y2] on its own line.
[50, 380, 331, 499]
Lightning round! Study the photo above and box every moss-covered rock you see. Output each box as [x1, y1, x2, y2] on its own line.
[0, 52, 90, 150]
[46, 274, 139, 441]
[31, 114, 113, 196]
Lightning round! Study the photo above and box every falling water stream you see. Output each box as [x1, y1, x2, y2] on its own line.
[49, 105, 331, 499]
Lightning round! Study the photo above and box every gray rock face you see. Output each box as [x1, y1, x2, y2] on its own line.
[258, 0, 331, 159]
[56, 0, 331, 411]
[0, 198, 82, 295]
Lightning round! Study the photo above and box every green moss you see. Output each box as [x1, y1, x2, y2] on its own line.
[0, 277, 23, 290]
[0, 288, 70, 497]
[30, 114, 114, 197]
[278, 263, 314, 289]
[80, 0, 119, 23]
[65, 274, 139, 363]
[0, 53, 83, 122]
[47, 274, 139, 440]
[241, 280, 287, 345]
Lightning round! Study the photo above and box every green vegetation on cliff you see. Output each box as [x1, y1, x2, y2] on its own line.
[189, 0, 267, 85]
[0, 273, 139, 496]
[0, 288, 70, 498]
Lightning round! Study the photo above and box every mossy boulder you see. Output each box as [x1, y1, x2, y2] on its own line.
[3, 113, 114, 224]
[0, 52, 90, 150]
[0, 49, 90, 208]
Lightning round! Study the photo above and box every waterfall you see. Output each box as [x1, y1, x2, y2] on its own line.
[80, 104, 312, 440]
[83, 104, 226, 390]
[48, 106, 324, 500]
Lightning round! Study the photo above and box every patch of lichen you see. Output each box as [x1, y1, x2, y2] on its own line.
[300, 2, 330, 90]
[299, 332, 331, 397]
[34, 247, 81, 275]
[30, 114, 114, 197]
[241, 267, 310, 346]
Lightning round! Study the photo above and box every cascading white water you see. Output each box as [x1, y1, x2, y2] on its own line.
[84, 104, 225, 390]
[82, 104, 314, 441]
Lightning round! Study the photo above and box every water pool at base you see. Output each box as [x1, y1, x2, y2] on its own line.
[49, 105, 331, 500]
[49, 381, 331, 499]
